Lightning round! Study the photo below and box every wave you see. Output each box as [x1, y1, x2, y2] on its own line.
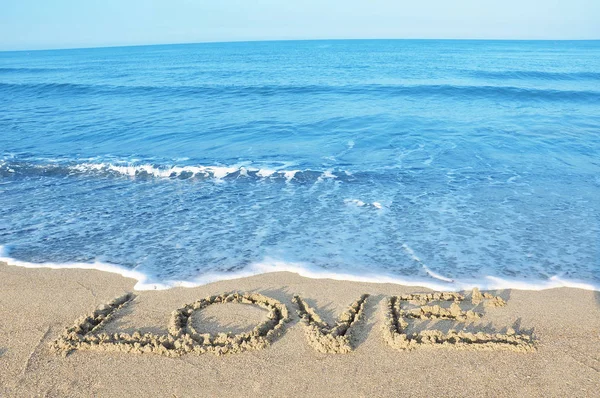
[2, 81, 599, 103]
[0, 67, 62, 74]
[1, 246, 597, 292]
[0, 159, 348, 183]
[467, 70, 600, 81]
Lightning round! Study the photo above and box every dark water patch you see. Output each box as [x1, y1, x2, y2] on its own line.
[2, 81, 599, 103]
[467, 70, 600, 81]
[0, 67, 65, 74]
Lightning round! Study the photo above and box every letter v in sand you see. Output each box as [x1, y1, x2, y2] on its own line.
[292, 294, 369, 353]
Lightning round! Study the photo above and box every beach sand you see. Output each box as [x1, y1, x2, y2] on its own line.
[1, 261, 599, 397]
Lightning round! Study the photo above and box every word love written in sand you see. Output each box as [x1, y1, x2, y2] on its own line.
[51, 289, 535, 356]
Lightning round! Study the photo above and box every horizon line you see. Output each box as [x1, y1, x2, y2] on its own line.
[2, 37, 600, 53]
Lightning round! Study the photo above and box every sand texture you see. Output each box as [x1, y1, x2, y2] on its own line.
[0, 261, 599, 397]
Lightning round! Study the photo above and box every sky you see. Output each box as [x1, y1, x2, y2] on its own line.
[1, 0, 599, 51]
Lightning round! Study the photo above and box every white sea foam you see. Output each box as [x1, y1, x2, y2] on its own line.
[344, 199, 385, 209]
[0, 245, 156, 289]
[71, 163, 212, 179]
[344, 198, 366, 207]
[401, 243, 422, 263]
[283, 170, 299, 182]
[481, 275, 599, 291]
[401, 243, 455, 283]
[256, 168, 276, 177]
[321, 170, 336, 179]
[1, 246, 597, 292]
[2, 158, 358, 184]
[67, 162, 311, 181]
[422, 265, 455, 283]
[211, 166, 239, 179]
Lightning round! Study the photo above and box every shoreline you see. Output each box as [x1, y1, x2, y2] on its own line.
[2, 247, 598, 292]
[1, 261, 599, 397]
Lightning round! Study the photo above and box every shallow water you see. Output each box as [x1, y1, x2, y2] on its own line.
[1, 40, 599, 289]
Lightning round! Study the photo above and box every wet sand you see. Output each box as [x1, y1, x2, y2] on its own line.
[1, 261, 599, 397]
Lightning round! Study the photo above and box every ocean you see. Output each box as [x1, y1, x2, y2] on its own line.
[1, 40, 598, 290]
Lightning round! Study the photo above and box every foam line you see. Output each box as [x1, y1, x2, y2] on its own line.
[1, 246, 598, 292]
[422, 265, 455, 283]
[0, 245, 154, 287]
[400, 243, 454, 283]
[1, 158, 329, 182]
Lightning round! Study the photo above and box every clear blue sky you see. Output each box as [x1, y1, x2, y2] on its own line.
[1, 0, 599, 50]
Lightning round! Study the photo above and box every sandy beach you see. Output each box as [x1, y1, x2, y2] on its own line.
[0, 261, 598, 397]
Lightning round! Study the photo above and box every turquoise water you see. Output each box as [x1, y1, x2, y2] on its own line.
[1, 40, 599, 290]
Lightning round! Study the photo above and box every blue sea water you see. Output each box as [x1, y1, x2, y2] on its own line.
[1, 40, 599, 290]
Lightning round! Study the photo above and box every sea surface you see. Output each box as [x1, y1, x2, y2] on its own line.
[1, 40, 599, 290]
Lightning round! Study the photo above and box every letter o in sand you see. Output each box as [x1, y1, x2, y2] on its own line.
[168, 292, 290, 355]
